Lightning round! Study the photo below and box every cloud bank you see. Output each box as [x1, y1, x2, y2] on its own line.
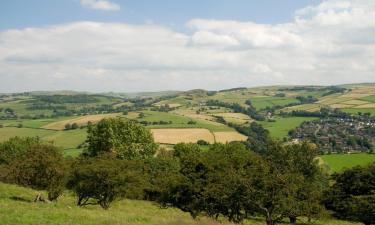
[0, 0, 374, 92]
[80, 0, 120, 11]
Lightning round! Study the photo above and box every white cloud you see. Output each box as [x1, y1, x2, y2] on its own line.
[80, 0, 120, 11]
[0, 0, 375, 92]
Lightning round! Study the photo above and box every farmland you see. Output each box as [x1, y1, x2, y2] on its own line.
[320, 153, 375, 173]
[1, 84, 375, 165]
[259, 117, 318, 139]
[1, 84, 375, 225]
[42, 113, 122, 130]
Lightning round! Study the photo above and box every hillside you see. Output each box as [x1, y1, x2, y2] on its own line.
[0, 182, 361, 225]
[0, 83, 375, 167]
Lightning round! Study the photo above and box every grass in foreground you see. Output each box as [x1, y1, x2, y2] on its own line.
[0, 182, 361, 225]
[320, 153, 375, 173]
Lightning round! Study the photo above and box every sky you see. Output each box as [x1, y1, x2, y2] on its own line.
[0, 0, 374, 92]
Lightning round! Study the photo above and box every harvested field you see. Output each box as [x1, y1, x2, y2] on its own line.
[42, 113, 121, 130]
[213, 131, 247, 143]
[151, 128, 214, 144]
[354, 103, 375, 108]
[342, 100, 370, 105]
[330, 104, 355, 108]
[215, 113, 251, 120]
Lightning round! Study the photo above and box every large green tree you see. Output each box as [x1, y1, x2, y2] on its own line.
[324, 163, 375, 225]
[85, 118, 158, 160]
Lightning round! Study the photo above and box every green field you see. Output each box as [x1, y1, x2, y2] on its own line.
[259, 117, 318, 139]
[250, 97, 299, 110]
[360, 95, 375, 103]
[342, 108, 375, 115]
[0, 127, 87, 155]
[320, 153, 375, 173]
[0, 182, 360, 225]
[140, 111, 232, 132]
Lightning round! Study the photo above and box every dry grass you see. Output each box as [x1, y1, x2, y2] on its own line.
[329, 103, 355, 108]
[151, 128, 215, 144]
[42, 113, 121, 130]
[214, 131, 247, 143]
[341, 99, 370, 105]
[215, 113, 251, 120]
[355, 103, 375, 108]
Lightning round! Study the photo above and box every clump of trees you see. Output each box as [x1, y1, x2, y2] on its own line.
[65, 123, 79, 130]
[0, 137, 67, 201]
[324, 163, 375, 225]
[157, 141, 327, 225]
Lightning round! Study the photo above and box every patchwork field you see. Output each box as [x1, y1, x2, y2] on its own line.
[42, 113, 122, 130]
[141, 111, 232, 132]
[150, 128, 247, 144]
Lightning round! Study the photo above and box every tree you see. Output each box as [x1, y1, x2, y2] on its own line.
[173, 143, 200, 159]
[71, 123, 79, 129]
[67, 156, 143, 209]
[85, 118, 158, 159]
[2, 140, 66, 201]
[248, 141, 327, 225]
[65, 123, 71, 130]
[324, 163, 375, 225]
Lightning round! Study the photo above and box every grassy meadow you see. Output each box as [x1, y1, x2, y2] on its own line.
[320, 153, 375, 173]
[259, 117, 318, 139]
[0, 182, 361, 225]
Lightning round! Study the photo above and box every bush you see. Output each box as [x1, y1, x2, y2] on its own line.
[71, 123, 79, 129]
[1, 139, 67, 201]
[197, 140, 209, 145]
[67, 156, 144, 209]
[64, 123, 71, 130]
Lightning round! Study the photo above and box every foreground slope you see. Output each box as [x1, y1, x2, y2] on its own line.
[0, 182, 360, 225]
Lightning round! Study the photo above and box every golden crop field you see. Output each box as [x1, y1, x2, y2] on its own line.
[42, 113, 122, 130]
[213, 131, 247, 143]
[151, 128, 215, 144]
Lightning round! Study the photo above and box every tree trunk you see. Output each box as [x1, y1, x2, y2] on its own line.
[289, 216, 297, 223]
[266, 217, 274, 225]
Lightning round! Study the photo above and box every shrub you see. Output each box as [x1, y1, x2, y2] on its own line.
[197, 140, 209, 145]
[67, 156, 143, 209]
[1, 139, 67, 201]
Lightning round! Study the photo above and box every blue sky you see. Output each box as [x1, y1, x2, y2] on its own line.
[0, 0, 374, 92]
[0, 0, 321, 31]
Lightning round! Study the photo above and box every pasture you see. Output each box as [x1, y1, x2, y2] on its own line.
[42, 113, 122, 130]
[0, 182, 361, 225]
[320, 153, 375, 173]
[141, 110, 233, 132]
[0, 127, 86, 155]
[259, 117, 318, 139]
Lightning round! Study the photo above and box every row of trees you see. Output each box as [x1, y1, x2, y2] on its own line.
[0, 118, 374, 225]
